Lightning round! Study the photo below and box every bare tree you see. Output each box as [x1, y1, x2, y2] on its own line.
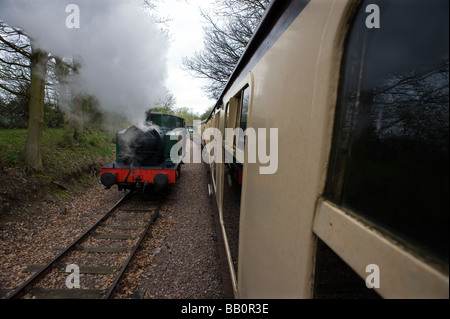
[1, 21, 50, 170]
[182, 0, 270, 99]
[160, 91, 177, 113]
[150, 89, 177, 114]
[0, 21, 31, 98]
[23, 46, 49, 170]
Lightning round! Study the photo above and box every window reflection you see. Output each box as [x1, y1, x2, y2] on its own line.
[237, 87, 249, 151]
[326, 0, 449, 266]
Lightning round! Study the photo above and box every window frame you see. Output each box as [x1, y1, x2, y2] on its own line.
[314, 0, 449, 298]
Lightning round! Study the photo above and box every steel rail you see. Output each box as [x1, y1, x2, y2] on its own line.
[104, 202, 161, 299]
[5, 191, 131, 299]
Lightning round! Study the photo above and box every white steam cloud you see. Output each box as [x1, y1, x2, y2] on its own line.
[0, 0, 169, 125]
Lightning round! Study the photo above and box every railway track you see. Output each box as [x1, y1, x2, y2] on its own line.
[4, 191, 162, 299]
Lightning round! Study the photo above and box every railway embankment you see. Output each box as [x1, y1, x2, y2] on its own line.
[0, 128, 115, 220]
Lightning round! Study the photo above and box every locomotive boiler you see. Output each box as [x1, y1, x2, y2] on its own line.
[100, 112, 186, 192]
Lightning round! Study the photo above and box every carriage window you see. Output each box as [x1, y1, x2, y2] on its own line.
[237, 87, 250, 151]
[326, 0, 449, 266]
[225, 102, 230, 135]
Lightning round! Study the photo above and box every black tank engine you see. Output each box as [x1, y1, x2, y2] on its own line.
[100, 112, 186, 192]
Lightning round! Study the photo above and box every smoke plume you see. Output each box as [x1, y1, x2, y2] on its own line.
[0, 0, 169, 126]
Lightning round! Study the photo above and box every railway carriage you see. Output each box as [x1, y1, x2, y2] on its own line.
[202, 0, 449, 298]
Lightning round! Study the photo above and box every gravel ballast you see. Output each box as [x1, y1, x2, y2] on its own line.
[0, 139, 225, 299]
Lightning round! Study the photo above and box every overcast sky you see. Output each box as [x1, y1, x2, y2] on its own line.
[156, 0, 216, 115]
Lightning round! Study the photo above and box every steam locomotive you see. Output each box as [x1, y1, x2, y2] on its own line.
[100, 112, 186, 192]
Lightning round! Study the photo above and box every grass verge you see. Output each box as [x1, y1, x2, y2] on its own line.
[0, 128, 116, 216]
